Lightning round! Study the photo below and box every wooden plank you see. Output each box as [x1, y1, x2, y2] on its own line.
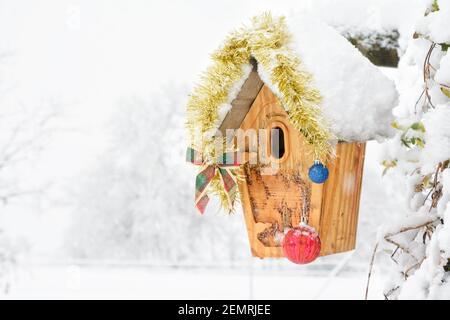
[219, 59, 264, 136]
[320, 142, 366, 255]
[238, 166, 283, 258]
[237, 85, 319, 258]
[309, 182, 324, 234]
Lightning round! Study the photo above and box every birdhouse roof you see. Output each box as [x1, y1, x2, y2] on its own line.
[186, 13, 398, 161]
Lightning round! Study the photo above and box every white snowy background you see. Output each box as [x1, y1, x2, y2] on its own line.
[0, 0, 430, 299]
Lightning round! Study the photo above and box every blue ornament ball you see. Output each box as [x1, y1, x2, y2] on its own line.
[308, 162, 329, 184]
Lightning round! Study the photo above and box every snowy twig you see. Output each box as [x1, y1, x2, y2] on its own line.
[414, 89, 426, 113]
[383, 219, 437, 238]
[404, 257, 426, 278]
[365, 242, 379, 300]
[415, 43, 437, 112]
[385, 237, 420, 262]
[383, 286, 400, 300]
[423, 162, 442, 207]
[367, 218, 438, 299]
[423, 43, 436, 108]
[391, 246, 399, 260]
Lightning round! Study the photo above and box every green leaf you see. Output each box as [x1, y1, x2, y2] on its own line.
[391, 121, 404, 130]
[415, 138, 425, 148]
[381, 159, 397, 176]
[410, 122, 426, 132]
[441, 43, 450, 52]
[432, 0, 440, 12]
[441, 86, 450, 98]
[401, 139, 410, 148]
[382, 159, 397, 168]
[444, 259, 450, 272]
[423, 174, 432, 188]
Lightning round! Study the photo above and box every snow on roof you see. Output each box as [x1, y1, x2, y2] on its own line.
[186, 13, 398, 161]
[283, 14, 398, 142]
[294, 0, 426, 38]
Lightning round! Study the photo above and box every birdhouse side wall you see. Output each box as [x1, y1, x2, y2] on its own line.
[319, 142, 366, 255]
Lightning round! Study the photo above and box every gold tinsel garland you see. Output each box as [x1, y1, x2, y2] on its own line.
[186, 13, 334, 212]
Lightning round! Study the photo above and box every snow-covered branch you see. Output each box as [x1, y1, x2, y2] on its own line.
[374, 0, 450, 300]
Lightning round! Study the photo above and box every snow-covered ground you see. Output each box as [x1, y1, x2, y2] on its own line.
[3, 264, 383, 300]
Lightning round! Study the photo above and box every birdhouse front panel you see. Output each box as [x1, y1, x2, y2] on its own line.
[237, 85, 366, 258]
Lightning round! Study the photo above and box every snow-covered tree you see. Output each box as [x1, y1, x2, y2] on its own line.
[367, 0, 450, 299]
[0, 54, 57, 293]
[65, 85, 248, 264]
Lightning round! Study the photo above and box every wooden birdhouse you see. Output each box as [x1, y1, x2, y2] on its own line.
[220, 63, 367, 258]
[186, 13, 398, 263]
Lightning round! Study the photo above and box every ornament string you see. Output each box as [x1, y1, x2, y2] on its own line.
[282, 183, 321, 264]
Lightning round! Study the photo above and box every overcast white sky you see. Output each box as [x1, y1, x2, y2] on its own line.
[0, 0, 421, 107]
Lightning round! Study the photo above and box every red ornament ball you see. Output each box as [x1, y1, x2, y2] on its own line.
[282, 224, 321, 264]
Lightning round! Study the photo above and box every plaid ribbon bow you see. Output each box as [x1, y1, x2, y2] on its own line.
[186, 147, 240, 214]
